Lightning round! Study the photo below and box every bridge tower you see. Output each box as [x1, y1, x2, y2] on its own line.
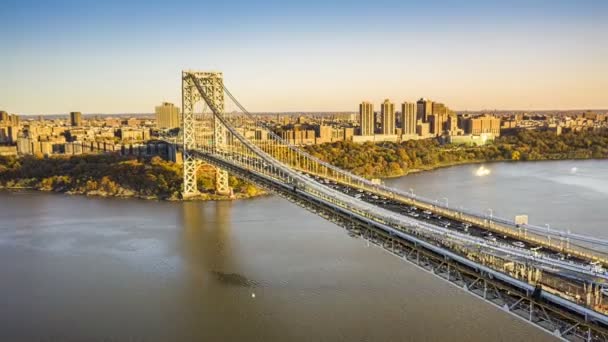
[181, 70, 231, 198]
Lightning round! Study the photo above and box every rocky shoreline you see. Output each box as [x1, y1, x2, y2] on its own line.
[0, 185, 267, 202]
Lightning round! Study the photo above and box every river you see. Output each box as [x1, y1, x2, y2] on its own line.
[1, 160, 605, 341]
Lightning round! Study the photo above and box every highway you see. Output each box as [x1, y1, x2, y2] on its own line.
[307, 174, 608, 279]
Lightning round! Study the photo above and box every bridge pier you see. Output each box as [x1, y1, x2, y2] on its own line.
[215, 168, 232, 196]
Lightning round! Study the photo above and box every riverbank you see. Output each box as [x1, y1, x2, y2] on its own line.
[306, 129, 608, 179]
[0, 154, 266, 202]
[384, 156, 608, 179]
[0, 186, 267, 202]
[2, 130, 606, 201]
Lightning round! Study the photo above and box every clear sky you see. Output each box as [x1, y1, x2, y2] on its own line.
[1, 0, 607, 114]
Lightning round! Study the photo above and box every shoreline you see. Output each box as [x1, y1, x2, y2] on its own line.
[2, 157, 605, 202]
[380, 156, 608, 179]
[0, 186, 268, 202]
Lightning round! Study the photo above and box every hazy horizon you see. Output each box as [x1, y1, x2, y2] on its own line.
[2, 0, 607, 114]
[11, 107, 608, 117]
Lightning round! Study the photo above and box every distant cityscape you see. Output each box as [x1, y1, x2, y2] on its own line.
[1, 100, 607, 158]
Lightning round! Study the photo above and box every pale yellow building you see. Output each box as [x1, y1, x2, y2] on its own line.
[380, 99, 395, 135]
[359, 101, 374, 136]
[401, 102, 416, 136]
[155, 102, 180, 129]
[465, 114, 501, 136]
[417, 98, 433, 122]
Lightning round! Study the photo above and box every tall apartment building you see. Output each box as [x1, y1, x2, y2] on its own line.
[155, 102, 180, 129]
[359, 101, 374, 136]
[428, 114, 441, 135]
[432, 102, 447, 116]
[70, 112, 82, 127]
[447, 114, 459, 135]
[0, 112, 20, 126]
[416, 98, 433, 122]
[416, 122, 431, 136]
[401, 102, 416, 135]
[380, 99, 395, 135]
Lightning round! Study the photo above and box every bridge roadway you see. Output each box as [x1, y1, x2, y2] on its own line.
[192, 149, 608, 341]
[310, 174, 603, 272]
[222, 153, 608, 286]
[223, 151, 608, 276]
[292, 167, 608, 266]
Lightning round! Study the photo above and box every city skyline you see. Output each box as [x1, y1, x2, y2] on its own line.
[2, 0, 607, 114]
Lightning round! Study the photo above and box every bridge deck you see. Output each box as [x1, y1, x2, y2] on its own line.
[300, 170, 608, 267]
[196, 151, 608, 342]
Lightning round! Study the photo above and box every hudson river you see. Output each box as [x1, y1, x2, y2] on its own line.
[1, 160, 606, 341]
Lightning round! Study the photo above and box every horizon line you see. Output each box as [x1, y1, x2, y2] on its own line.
[9, 108, 608, 116]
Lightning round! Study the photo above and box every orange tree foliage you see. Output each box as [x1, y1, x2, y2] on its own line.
[0, 153, 259, 199]
[305, 129, 608, 178]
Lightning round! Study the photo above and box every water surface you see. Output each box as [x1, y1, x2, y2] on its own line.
[4, 160, 603, 341]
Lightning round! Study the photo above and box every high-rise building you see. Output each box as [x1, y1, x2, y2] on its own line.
[400, 102, 416, 135]
[70, 112, 82, 127]
[380, 99, 395, 135]
[155, 102, 180, 129]
[447, 114, 459, 135]
[416, 98, 433, 122]
[317, 125, 333, 143]
[416, 121, 431, 136]
[0, 112, 20, 127]
[434, 103, 450, 134]
[359, 101, 374, 136]
[9, 114, 20, 127]
[428, 114, 443, 135]
[432, 102, 447, 116]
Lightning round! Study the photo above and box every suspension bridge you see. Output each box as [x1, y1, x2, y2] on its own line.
[164, 70, 608, 341]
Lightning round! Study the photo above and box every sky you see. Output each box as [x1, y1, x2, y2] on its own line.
[1, 0, 607, 114]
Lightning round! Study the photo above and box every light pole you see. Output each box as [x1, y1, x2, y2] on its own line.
[545, 224, 551, 245]
[409, 188, 415, 198]
[487, 208, 493, 219]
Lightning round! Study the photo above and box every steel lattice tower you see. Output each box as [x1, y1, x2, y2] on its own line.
[181, 71, 230, 198]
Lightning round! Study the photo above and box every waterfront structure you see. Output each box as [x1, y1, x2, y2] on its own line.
[380, 99, 395, 135]
[359, 101, 374, 136]
[401, 102, 416, 135]
[155, 102, 180, 129]
[70, 111, 82, 127]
